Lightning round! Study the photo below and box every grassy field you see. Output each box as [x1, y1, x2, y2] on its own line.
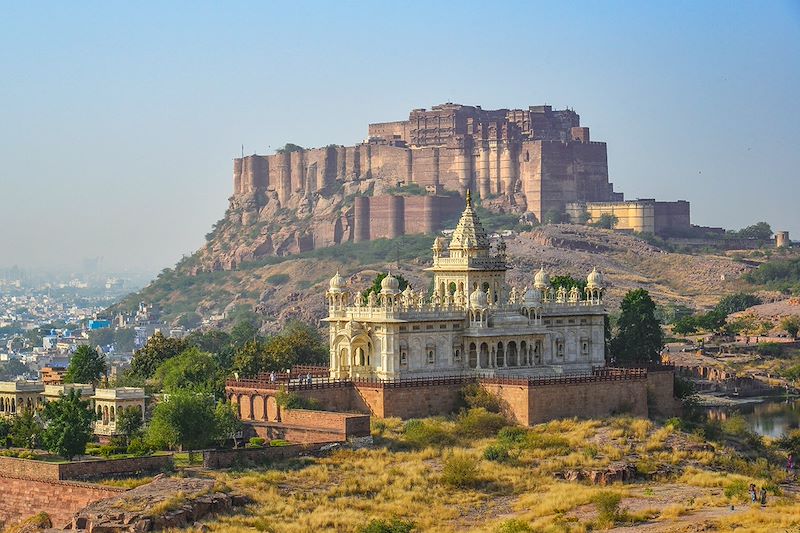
[192, 411, 798, 533]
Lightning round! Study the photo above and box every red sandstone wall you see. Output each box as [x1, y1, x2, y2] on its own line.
[646, 370, 679, 417]
[367, 383, 465, 419]
[0, 476, 123, 529]
[480, 383, 531, 426]
[527, 379, 648, 424]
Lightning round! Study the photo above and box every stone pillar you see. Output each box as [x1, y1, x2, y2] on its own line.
[387, 195, 404, 239]
[479, 144, 490, 199]
[233, 158, 243, 195]
[500, 143, 515, 195]
[277, 153, 291, 205]
[455, 148, 471, 195]
[489, 141, 501, 195]
[354, 196, 370, 242]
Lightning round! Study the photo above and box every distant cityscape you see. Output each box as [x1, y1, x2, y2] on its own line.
[0, 268, 166, 383]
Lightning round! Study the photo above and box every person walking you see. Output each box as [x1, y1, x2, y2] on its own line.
[749, 483, 757, 503]
[760, 487, 767, 507]
[787, 452, 795, 475]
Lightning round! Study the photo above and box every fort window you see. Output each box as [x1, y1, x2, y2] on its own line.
[556, 319, 562, 325]
[544, 319, 551, 325]
[412, 325, 420, 331]
[581, 339, 590, 356]
[580, 318, 587, 325]
[568, 319, 575, 324]
[454, 349, 461, 362]
[556, 340, 565, 358]
[449, 282, 457, 294]
[524, 150, 530, 162]
[400, 350, 408, 366]
[440, 324, 447, 329]
[426, 324, 433, 330]
[427, 348, 435, 365]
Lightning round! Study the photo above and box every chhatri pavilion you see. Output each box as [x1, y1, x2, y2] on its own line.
[325, 191, 607, 379]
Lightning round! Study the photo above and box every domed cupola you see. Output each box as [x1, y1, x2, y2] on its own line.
[328, 270, 345, 293]
[380, 272, 400, 295]
[534, 266, 550, 290]
[523, 286, 541, 306]
[469, 286, 488, 309]
[586, 267, 603, 290]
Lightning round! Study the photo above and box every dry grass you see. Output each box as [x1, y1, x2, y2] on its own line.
[196, 415, 792, 533]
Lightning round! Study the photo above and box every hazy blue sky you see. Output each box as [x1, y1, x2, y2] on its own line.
[1, 1, 798, 274]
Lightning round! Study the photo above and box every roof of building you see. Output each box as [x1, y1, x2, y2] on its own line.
[449, 190, 490, 253]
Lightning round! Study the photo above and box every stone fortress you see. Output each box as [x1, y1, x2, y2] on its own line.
[325, 192, 606, 379]
[228, 103, 691, 261]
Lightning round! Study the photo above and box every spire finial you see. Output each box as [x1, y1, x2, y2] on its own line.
[466, 189, 472, 207]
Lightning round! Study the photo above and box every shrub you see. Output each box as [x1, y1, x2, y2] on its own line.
[127, 437, 151, 456]
[593, 491, 622, 524]
[495, 519, 533, 533]
[483, 443, 510, 462]
[497, 426, 528, 446]
[524, 432, 571, 454]
[266, 274, 290, 285]
[441, 452, 480, 488]
[359, 518, 415, 533]
[724, 479, 749, 500]
[455, 408, 508, 439]
[460, 383, 502, 413]
[98, 444, 123, 457]
[402, 419, 456, 448]
[270, 439, 290, 447]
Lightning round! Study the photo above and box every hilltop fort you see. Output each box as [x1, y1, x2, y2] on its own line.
[203, 103, 689, 271]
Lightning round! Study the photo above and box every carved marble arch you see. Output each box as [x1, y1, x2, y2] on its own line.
[507, 341, 518, 366]
[496, 341, 505, 367]
[479, 343, 490, 368]
[469, 342, 478, 368]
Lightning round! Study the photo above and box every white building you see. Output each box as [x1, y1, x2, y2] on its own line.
[325, 192, 607, 379]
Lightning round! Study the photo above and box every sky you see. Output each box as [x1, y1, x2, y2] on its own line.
[1, 1, 798, 275]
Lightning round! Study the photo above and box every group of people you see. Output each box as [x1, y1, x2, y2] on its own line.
[748, 483, 768, 506]
[267, 370, 314, 385]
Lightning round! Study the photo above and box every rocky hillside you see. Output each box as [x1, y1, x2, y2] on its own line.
[113, 221, 752, 334]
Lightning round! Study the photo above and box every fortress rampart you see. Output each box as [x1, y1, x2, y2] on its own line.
[233, 103, 624, 223]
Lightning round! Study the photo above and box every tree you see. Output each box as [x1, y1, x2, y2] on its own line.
[10, 408, 42, 448]
[715, 293, 762, 315]
[591, 213, 618, 230]
[611, 289, 664, 364]
[230, 319, 262, 348]
[550, 275, 587, 294]
[672, 316, 698, 336]
[146, 389, 215, 459]
[153, 347, 222, 396]
[736, 222, 772, 240]
[40, 390, 94, 460]
[782, 316, 800, 339]
[362, 273, 410, 302]
[116, 406, 143, 446]
[0, 359, 29, 381]
[131, 332, 188, 379]
[213, 402, 244, 448]
[543, 208, 567, 224]
[694, 309, 728, 333]
[233, 321, 328, 377]
[0, 417, 10, 445]
[64, 345, 107, 384]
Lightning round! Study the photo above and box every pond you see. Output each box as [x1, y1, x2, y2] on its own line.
[706, 397, 800, 438]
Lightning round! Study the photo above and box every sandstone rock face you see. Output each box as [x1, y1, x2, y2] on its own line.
[554, 462, 637, 485]
[67, 477, 247, 532]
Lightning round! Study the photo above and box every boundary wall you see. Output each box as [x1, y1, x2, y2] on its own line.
[0, 454, 172, 482]
[227, 367, 675, 425]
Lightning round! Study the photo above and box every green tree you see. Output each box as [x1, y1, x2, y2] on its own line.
[591, 213, 618, 229]
[543, 208, 567, 224]
[233, 321, 328, 377]
[549, 275, 587, 294]
[116, 406, 143, 446]
[64, 345, 106, 385]
[695, 309, 728, 333]
[230, 319, 262, 348]
[213, 402, 244, 448]
[736, 222, 772, 240]
[362, 273, 410, 302]
[10, 408, 42, 448]
[672, 316, 698, 336]
[611, 289, 664, 364]
[0, 359, 29, 381]
[131, 331, 188, 379]
[40, 390, 94, 460]
[146, 389, 215, 458]
[781, 316, 800, 339]
[0, 417, 10, 445]
[714, 293, 762, 315]
[153, 347, 223, 396]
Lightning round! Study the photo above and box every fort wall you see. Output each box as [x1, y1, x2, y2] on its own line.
[0, 475, 123, 529]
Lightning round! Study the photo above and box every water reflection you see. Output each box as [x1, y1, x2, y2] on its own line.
[706, 397, 800, 438]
